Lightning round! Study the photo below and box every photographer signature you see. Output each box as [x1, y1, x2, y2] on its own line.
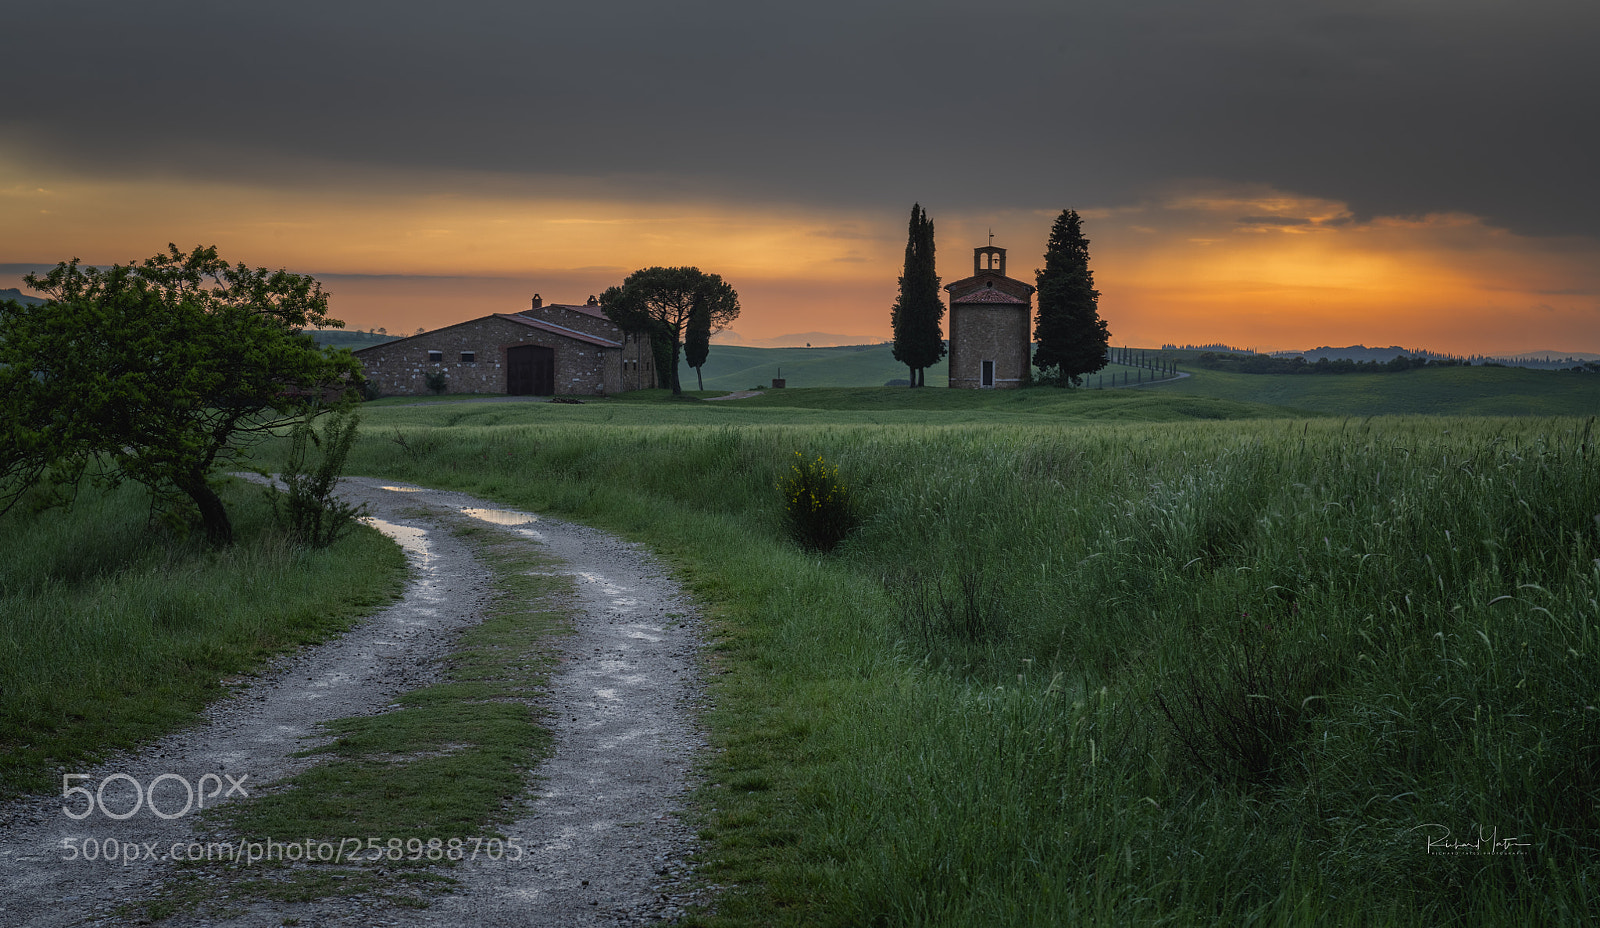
[1419, 824, 1531, 855]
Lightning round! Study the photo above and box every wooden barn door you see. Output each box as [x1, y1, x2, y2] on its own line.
[507, 345, 555, 396]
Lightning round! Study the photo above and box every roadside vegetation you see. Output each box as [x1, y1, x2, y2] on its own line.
[9, 375, 1597, 924]
[136, 517, 570, 920]
[0, 481, 403, 799]
[338, 392, 1599, 925]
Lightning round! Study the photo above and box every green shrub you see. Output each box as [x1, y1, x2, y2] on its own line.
[270, 409, 368, 548]
[424, 370, 448, 395]
[778, 452, 858, 552]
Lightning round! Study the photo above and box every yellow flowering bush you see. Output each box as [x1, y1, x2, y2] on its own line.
[778, 451, 859, 552]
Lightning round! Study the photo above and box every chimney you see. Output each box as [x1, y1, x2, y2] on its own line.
[531, 294, 543, 309]
[586, 294, 599, 306]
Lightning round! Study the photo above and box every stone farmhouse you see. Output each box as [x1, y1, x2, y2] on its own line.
[354, 295, 658, 397]
[945, 244, 1035, 389]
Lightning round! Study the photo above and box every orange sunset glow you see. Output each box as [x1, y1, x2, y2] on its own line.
[5, 161, 1594, 356]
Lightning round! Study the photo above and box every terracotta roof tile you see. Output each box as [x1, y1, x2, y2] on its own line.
[493, 314, 622, 348]
[950, 287, 1028, 305]
[543, 302, 608, 319]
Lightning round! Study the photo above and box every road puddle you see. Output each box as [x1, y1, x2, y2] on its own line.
[461, 507, 539, 526]
[364, 518, 432, 561]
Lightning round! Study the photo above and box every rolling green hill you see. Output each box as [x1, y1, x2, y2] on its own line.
[696, 343, 932, 389]
[1152, 363, 1600, 417]
[691, 343, 1600, 417]
[309, 330, 400, 350]
[0, 288, 44, 306]
[694, 342, 1163, 391]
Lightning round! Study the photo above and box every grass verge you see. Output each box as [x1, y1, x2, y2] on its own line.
[328, 402, 1600, 926]
[0, 480, 405, 800]
[130, 515, 570, 920]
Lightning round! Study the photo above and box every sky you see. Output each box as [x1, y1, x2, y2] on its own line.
[2, 0, 1597, 354]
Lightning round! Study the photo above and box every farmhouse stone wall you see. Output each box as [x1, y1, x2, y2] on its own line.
[524, 302, 655, 391]
[355, 315, 623, 397]
[526, 302, 618, 341]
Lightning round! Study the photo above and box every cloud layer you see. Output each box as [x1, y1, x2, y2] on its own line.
[5, 1, 1595, 235]
[2, 1, 1596, 354]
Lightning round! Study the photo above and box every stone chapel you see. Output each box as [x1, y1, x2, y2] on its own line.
[944, 243, 1034, 388]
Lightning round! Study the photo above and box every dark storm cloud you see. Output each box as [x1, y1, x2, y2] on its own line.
[4, 0, 1595, 237]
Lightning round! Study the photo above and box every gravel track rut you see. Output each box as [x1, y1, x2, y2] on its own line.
[0, 477, 709, 926]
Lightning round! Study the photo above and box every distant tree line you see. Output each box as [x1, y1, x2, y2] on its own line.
[1163, 342, 1256, 353]
[1196, 352, 1472, 375]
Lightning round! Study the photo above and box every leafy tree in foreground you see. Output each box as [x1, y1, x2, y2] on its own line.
[0, 244, 362, 545]
[890, 203, 945, 387]
[600, 267, 740, 396]
[1034, 209, 1111, 386]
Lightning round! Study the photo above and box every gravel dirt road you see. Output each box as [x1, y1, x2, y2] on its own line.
[0, 477, 709, 927]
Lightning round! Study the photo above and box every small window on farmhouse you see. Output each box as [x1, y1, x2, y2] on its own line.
[460, 351, 475, 362]
[427, 350, 443, 363]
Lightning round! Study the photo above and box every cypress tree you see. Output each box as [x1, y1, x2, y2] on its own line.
[1034, 209, 1111, 387]
[685, 296, 710, 391]
[890, 204, 946, 387]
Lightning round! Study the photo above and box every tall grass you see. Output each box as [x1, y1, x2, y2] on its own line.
[324, 405, 1600, 924]
[0, 481, 404, 797]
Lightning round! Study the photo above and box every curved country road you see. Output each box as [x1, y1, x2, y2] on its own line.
[0, 477, 710, 926]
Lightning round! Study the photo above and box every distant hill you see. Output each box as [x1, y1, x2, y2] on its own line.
[0, 294, 410, 354]
[1271, 344, 1600, 370]
[696, 343, 933, 389]
[0, 288, 44, 306]
[1273, 345, 1426, 363]
[1159, 362, 1600, 417]
[1494, 349, 1600, 364]
[692, 342, 1156, 390]
[713, 331, 886, 348]
[309, 330, 400, 349]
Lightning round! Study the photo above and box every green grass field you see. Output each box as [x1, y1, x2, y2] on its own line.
[333, 394, 1600, 926]
[0, 482, 404, 798]
[1156, 362, 1600, 417]
[699, 342, 1599, 416]
[11, 373, 1600, 924]
[374, 335, 1598, 419]
[692, 342, 1168, 392]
